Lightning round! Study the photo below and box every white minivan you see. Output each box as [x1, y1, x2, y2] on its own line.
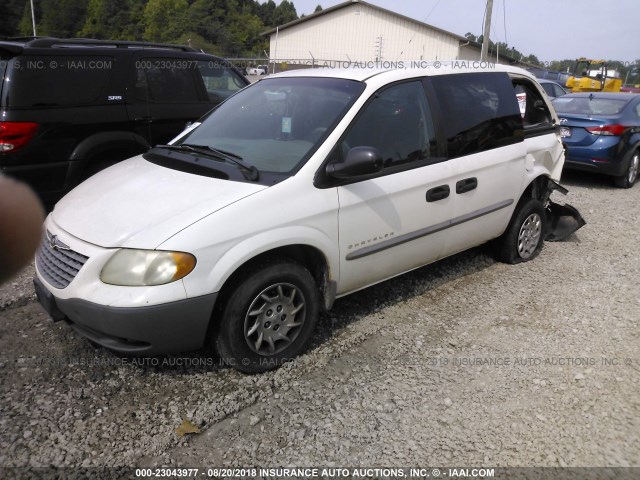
[34, 66, 584, 372]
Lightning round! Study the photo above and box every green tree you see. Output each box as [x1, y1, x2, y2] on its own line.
[174, 32, 222, 55]
[143, 0, 188, 42]
[39, 0, 89, 38]
[272, 0, 297, 26]
[314, 5, 323, 13]
[80, 0, 143, 39]
[0, 0, 28, 37]
[521, 54, 541, 67]
[227, 11, 266, 56]
[464, 32, 477, 42]
[259, 0, 277, 27]
[187, 0, 226, 44]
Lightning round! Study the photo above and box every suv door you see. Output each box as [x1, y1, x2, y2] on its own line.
[427, 72, 526, 255]
[328, 80, 454, 294]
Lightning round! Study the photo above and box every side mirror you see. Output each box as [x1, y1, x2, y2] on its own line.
[326, 146, 384, 179]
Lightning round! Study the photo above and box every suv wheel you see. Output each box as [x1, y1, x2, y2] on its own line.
[495, 198, 546, 264]
[215, 260, 319, 373]
[613, 150, 639, 189]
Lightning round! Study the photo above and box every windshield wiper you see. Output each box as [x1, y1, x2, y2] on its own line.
[157, 144, 259, 181]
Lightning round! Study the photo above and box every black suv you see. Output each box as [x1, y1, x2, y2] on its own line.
[0, 37, 249, 207]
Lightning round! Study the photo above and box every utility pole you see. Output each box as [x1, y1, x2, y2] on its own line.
[30, 0, 37, 36]
[480, 0, 493, 62]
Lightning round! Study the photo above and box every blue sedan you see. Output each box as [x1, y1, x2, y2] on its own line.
[552, 92, 640, 188]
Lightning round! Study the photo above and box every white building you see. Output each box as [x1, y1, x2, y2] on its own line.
[264, 0, 519, 68]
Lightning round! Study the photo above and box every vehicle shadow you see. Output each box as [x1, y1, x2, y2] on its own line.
[311, 246, 496, 348]
[560, 170, 617, 190]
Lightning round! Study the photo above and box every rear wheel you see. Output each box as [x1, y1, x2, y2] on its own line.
[613, 150, 639, 189]
[215, 260, 319, 373]
[494, 198, 546, 264]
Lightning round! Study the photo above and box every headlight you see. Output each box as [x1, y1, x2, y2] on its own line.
[100, 249, 196, 286]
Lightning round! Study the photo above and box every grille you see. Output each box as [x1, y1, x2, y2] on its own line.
[36, 231, 89, 289]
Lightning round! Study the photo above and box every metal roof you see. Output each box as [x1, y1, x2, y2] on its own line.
[262, 0, 468, 42]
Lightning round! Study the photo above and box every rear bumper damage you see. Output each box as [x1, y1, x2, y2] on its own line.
[544, 179, 586, 242]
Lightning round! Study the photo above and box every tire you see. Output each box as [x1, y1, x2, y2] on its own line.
[613, 150, 639, 189]
[494, 198, 546, 264]
[215, 260, 319, 373]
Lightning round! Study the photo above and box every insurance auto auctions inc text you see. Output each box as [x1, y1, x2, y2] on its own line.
[253, 467, 494, 478]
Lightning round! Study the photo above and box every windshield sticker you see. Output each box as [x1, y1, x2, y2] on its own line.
[282, 117, 292, 134]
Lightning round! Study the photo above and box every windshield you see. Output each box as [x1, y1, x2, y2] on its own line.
[552, 96, 628, 116]
[181, 77, 365, 174]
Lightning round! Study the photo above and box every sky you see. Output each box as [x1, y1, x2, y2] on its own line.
[274, 0, 640, 64]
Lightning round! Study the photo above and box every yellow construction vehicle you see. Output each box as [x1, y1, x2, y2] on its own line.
[565, 58, 622, 92]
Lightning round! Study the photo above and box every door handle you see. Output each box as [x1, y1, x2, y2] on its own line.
[134, 116, 154, 123]
[456, 177, 478, 194]
[426, 185, 450, 202]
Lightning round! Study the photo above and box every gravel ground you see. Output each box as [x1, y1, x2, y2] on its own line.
[0, 170, 638, 474]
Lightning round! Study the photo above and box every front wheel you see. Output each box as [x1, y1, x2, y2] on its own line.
[494, 198, 546, 264]
[215, 260, 319, 373]
[613, 151, 639, 189]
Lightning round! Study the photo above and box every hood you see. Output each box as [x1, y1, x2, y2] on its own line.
[52, 155, 266, 248]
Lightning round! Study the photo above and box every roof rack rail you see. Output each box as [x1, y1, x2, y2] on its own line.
[25, 37, 198, 52]
[0, 36, 43, 41]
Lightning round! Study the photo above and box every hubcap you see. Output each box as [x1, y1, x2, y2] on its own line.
[517, 213, 542, 259]
[244, 283, 306, 356]
[628, 153, 639, 184]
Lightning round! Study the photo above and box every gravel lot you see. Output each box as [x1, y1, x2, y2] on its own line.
[0, 170, 638, 475]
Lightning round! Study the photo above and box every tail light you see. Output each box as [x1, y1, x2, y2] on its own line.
[585, 124, 626, 136]
[0, 122, 39, 152]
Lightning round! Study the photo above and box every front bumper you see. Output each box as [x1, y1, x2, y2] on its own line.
[34, 276, 217, 354]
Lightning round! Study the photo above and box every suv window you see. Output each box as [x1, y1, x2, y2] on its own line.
[339, 81, 437, 167]
[134, 58, 246, 104]
[430, 72, 521, 158]
[197, 61, 247, 103]
[6, 55, 114, 107]
[135, 58, 201, 103]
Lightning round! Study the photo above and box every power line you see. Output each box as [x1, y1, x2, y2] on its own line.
[397, 0, 443, 59]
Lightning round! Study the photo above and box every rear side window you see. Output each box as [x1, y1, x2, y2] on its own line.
[134, 58, 202, 103]
[5, 55, 114, 107]
[430, 72, 522, 158]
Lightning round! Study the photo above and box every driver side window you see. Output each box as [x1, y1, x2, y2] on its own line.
[339, 81, 437, 168]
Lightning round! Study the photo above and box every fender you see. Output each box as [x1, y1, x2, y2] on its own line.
[65, 131, 150, 190]
[178, 226, 340, 302]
